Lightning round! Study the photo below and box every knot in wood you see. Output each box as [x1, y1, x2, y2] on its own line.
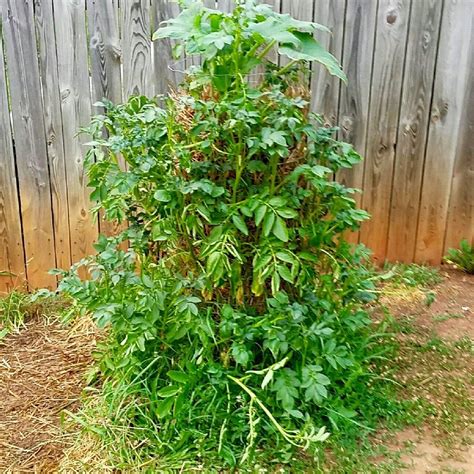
[386, 10, 397, 24]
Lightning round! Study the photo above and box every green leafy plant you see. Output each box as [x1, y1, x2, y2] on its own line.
[55, 1, 397, 469]
[444, 239, 474, 274]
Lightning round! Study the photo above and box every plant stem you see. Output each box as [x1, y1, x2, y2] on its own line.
[278, 59, 298, 76]
[257, 40, 276, 60]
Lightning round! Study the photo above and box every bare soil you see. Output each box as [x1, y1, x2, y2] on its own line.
[381, 268, 474, 340]
[381, 268, 474, 473]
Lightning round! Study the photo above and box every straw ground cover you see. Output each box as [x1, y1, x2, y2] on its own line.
[0, 297, 97, 472]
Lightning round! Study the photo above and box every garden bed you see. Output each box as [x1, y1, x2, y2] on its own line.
[0, 267, 472, 472]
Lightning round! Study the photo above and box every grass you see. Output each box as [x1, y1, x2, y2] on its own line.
[0, 290, 68, 341]
[0, 291, 31, 339]
[432, 312, 465, 323]
[382, 263, 443, 289]
[392, 335, 473, 454]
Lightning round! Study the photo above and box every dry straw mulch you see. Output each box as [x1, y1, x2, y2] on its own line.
[0, 314, 97, 473]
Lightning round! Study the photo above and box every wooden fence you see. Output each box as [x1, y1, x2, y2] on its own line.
[0, 0, 473, 291]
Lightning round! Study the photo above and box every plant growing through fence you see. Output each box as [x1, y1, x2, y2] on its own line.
[55, 0, 396, 468]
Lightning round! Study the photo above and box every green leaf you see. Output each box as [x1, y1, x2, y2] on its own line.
[279, 32, 347, 82]
[232, 214, 249, 236]
[278, 265, 293, 283]
[272, 217, 289, 242]
[276, 208, 298, 219]
[232, 344, 251, 366]
[271, 271, 281, 294]
[206, 252, 222, 276]
[167, 370, 189, 384]
[254, 204, 267, 227]
[156, 397, 174, 418]
[262, 212, 275, 237]
[154, 189, 171, 202]
[276, 251, 296, 264]
[157, 385, 181, 398]
[248, 18, 300, 46]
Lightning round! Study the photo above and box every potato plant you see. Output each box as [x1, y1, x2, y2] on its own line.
[56, 1, 390, 468]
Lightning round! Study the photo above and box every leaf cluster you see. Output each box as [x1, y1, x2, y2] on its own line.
[55, 1, 397, 469]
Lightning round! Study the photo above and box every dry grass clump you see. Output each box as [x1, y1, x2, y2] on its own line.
[0, 308, 98, 473]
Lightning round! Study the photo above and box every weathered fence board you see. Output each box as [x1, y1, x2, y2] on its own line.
[87, 0, 125, 238]
[0, 0, 472, 289]
[34, 0, 72, 271]
[386, 0, 443, 262]
[54, 0, 98, 265]
[443, 23, 474, 254]
[1, 0, 56, 288]
[360, 0, 411, 262]
[87, 0, 122, 107]
[415, 0, 474, 264]
[337, 0, 377, 242]
[310, 0, 345, 127]
[152, 0, 181, 94]
[122, 0, 152, 97]
[0, 26, 25, 292]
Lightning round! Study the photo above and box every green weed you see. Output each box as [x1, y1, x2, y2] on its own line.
[444, 239, 474, 274]
[0, 291, 29, 339]
[382, 263, 443, 289]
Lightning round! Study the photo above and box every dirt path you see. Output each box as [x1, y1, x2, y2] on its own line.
[382, 269, 474, 473]
[0, 316, 96, 472]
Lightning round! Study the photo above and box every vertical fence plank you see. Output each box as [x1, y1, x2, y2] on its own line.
[217, 0, 233, 12]
[87, 0, 122, 106]
[310, 0, 345, 127]
[54, 0, 98, 265]
[386, 0, 442, 262]
[34, 0, 72, 271]
[280, 0, 312, 66]
[443, 26, 474, 254]
[337, 0, 377, 244]
[415, 0, 473, 264]
[1, 0, 56, 288]
[280, 1, 312, 22]
[360, 0, 411, 262]
[152, 0, 181, 95]
[0, 23, 26, 292]
[122, 0, 152, 98]
[87, 0, 125, 238]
